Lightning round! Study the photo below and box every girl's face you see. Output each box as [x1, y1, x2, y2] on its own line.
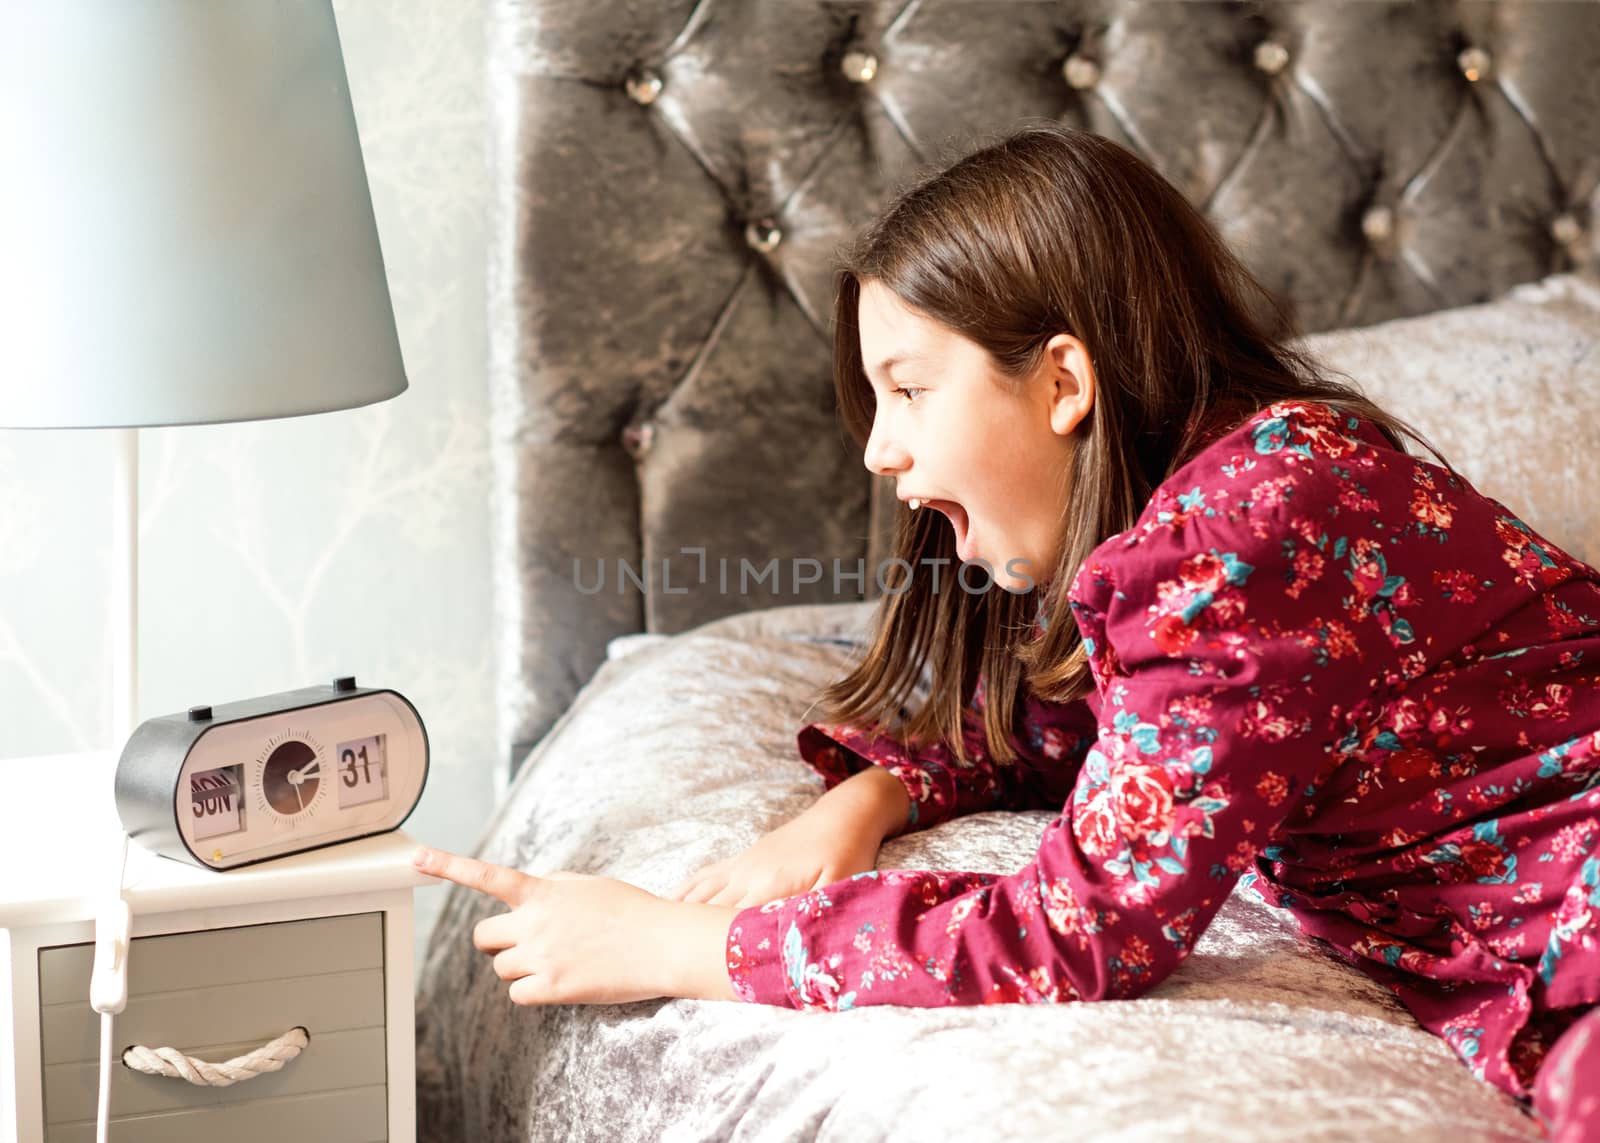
[858, 279, 1094, 594]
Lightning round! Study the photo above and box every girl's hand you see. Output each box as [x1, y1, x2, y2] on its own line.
[667, 803, 883, 909]
[415, 847, 735, 1005]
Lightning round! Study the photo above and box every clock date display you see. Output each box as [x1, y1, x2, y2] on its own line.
[336, 734, 389, 808]
[190, 764, 246, 840]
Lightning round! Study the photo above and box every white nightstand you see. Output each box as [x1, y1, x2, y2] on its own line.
[0, 751, 434, 1143]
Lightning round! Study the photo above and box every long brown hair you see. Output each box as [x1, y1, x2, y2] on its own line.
[814, 122, 1453, 766]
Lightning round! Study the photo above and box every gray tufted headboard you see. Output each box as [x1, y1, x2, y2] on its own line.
[487, 0, 1600, 776]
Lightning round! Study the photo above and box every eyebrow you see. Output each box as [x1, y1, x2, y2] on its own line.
[865, 353, 923, 383]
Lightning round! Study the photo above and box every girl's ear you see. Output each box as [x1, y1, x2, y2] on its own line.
[1042, 333, 1095, 437]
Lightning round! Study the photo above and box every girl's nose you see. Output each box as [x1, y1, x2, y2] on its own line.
[863, 418, 909, 477]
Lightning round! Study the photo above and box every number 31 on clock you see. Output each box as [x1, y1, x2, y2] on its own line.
[337, 734, 389, 808]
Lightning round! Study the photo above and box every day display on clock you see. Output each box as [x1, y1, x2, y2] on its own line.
[190, 764, 245, 840]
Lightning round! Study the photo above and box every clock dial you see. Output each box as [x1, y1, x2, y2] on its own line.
[261, 739, 321, 817]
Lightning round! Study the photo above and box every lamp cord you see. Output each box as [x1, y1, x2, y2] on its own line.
[97, 1012, 114, 1143]
[96, 833, 130, 1143]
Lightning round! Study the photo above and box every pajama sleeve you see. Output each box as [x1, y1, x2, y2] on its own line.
[795, 682, 1100, 833]
[729, 407, 1398, 1009]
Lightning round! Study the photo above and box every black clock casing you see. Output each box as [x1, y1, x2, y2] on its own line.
[115, 678, 429, 871]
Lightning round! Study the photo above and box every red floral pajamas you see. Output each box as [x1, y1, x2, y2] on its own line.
[726, 401, 1600, 1129]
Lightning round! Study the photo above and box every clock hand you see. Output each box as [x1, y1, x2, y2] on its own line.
[295, 780, 305, 812]
[299, 760, 320, 779]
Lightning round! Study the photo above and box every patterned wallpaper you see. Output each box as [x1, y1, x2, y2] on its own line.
[0, 0, 492, 950]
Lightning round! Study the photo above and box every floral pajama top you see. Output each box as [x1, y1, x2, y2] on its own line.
[724, 399, 1600, 1103]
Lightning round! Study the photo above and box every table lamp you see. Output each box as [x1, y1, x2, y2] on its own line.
[0, 0, 408, 744]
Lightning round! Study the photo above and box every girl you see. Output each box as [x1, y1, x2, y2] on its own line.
[415, 123, 1600, 1139]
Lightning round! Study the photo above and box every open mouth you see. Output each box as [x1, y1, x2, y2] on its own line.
[921, 499, 973, 561]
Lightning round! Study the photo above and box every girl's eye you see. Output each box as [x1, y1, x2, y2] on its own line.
[894, 386, 925, 403]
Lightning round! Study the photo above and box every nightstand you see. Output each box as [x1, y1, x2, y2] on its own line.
[0, 751, 434, 1143]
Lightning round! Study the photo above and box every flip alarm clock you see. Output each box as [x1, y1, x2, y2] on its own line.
[115, 676, 429, 870]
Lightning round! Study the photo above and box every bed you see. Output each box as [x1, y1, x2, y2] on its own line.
[416, 1, 1600, 1138]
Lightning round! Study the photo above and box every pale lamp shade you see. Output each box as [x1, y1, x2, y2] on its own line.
[0, 0, 407, 429]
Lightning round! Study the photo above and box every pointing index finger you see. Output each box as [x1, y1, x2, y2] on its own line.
[413, 847, 534, 906]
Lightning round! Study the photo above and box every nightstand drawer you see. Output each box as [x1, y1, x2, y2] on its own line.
[37, 912, 387, 1143]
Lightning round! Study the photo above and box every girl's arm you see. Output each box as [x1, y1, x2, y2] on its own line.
[671, 695, 1094, 910]
[664, 899, 744, 1001]
[670, 763, 910, 907]
[414, 844, 744, 1004]
[798, 687, 1099, 834]
[673, 671, 1096, 911]
[813, 762, 912, 840]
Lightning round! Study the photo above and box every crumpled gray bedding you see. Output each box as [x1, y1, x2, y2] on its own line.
[414, 601, 1541, 1142]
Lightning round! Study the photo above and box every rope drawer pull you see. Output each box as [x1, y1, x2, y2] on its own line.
[122, 1025, 310, 1086]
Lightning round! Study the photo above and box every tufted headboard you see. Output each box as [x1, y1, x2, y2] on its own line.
[486, 0, 1600, 777]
